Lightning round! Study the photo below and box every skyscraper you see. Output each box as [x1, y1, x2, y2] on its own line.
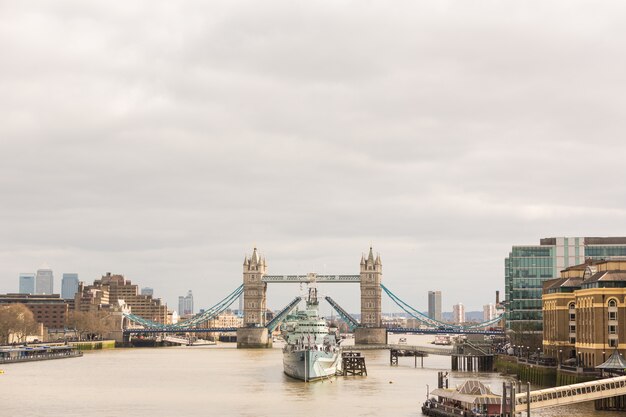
[61, 273, 79, 299]
[428, 290, 442, 321]
[178, 290, 194, 316]
[19, 273, 35, 294]
[483, 303, 496, 321]
[35, 264, 54, 295]
[453, 303, 465, 324]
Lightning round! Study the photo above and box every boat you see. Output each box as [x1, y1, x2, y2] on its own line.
[282, 285, 342, 382]
[433, 335, 452, 345]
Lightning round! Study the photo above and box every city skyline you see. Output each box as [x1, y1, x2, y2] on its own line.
[3, 2, 626, 313]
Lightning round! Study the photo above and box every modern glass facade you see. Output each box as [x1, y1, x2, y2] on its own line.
[505, 245, 554, 332]
[19, 273, 35, 294]
[61, 273, 79, 299]
[505, 237, 626, 333]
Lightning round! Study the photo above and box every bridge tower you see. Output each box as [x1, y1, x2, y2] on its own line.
[355, 247, 387, 344]
[237, 247, 272, 348]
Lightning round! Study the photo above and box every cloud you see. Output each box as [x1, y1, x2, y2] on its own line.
[2, 1, 626, 312]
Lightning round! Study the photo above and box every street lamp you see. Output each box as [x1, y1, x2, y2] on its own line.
[559, 349, 563, 366]
[603, 351, 606, 363]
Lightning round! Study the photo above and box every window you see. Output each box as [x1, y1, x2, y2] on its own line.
[609, 311, 617, 321]
[570, 337, 576, 344]
[609, 299, 618, 308]
[610, 339, 618, 348]
[609, 325, 617, 335]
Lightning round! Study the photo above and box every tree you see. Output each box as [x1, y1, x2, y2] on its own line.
[0, 304, 38, 344]
[67, 310, 120, 340]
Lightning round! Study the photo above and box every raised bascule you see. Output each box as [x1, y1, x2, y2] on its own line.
[237, 246, 387, 348]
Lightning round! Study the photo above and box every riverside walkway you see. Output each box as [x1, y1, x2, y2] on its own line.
[344, 344, 453, 355]
[515, 375, 626, 411]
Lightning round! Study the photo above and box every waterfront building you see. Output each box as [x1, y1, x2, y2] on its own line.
[74, 273, 168, 323]
[19, 273, 35, 294]
[61, 273, 79, 299]
[35, 264, 54, 295]
[428, 290, 442, 321]
[0, 293, 68, 329]
[483, 303, 496, 321]
[543, 259, 626, 367]
[505, 237, 626, 334]
[141, 287, 154, 297]
[453, 303, 465, 324]
[178, 290, 194, 316]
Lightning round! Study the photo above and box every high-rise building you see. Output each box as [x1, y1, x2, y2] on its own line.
[35, 264, 54, 295]
[453, 303, 465, 324]
[428, 290, 442, 321]
[141, 287, 154, 297]
[61, 273, 79, 299]
[19, 273, 35, 294]
[178, 290, 194, 316]
[505, 237, 626, 333]
[483, 303, 496, 321]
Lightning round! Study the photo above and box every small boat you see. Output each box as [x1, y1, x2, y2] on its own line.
[282, 285, 342, 382]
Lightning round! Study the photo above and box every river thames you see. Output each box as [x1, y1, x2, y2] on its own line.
[0, 335, 622, 417]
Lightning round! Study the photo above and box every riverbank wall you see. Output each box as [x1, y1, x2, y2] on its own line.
[70, 340, 116, 351]
[495, 354, 598, 386]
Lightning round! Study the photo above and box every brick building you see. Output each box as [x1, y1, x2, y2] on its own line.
[0, 294, 68, 329]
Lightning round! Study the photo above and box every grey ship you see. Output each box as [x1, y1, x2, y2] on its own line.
[281, 286, 342, 381]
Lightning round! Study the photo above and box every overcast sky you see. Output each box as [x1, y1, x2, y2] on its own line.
[2, 1, 626, 315]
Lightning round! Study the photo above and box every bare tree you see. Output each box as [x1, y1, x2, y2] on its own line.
[0, 304, 38, 345]
[68, 310, 119, 340]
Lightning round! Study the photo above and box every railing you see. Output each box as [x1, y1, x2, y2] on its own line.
[515, 375, 626, 410]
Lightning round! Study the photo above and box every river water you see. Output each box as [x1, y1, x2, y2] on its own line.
[0, 334, 621, 417]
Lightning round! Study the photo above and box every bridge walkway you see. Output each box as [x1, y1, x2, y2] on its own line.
[343, 344, 453, 356]
[516, 375, 626, 410]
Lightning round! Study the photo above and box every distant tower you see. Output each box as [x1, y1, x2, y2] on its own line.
[141, 287, 154, 297]
[359, 247, 382, 327]
[453, 303, 465, 324]
[35, 264, 54, 295]
[428, 291, 442, 321]
[61, 273, 79, 299]
[19, 273, 35, 294]
[243, 247, 267, 326]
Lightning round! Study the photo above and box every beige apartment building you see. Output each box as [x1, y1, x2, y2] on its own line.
[75, 273, 168, 324]
[543, 260, 626, 367]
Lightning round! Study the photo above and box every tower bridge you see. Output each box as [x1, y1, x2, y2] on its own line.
[238, 246, 385, 347]
[121, 246, 504, 348]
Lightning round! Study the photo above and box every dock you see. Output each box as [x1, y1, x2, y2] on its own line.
[340, 351, 367, 376]
[0, 345, 82, 364]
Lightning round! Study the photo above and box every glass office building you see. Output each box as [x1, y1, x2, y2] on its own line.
[505, 237, 626, 332]
[19, 273, 36, 294]
[61, 273, 79, 299]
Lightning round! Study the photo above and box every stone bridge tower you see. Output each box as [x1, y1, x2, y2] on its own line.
[355, 247, 387, 344]
[242, 247, 267, 326]
[237, 247, 271, 348]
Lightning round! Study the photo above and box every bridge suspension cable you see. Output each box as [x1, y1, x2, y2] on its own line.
[124, 284, 244, 330]
[380, 284, 503, 330]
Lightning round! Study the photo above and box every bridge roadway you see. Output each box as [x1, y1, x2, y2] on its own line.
[262, 274, 360, 283]
[516, 375, 626, 410]
[387, 327, 504, 336]
[343, 344, 454, 356]
[123, 327, 237, 334]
